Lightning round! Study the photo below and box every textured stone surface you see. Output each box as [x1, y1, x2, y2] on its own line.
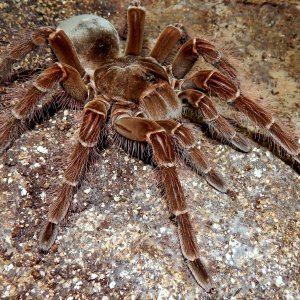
[0, 0, 299, 299]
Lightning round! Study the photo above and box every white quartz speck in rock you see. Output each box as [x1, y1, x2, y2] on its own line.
[36, 146, 48, 154]
[119, 270, 128, 278]
[250, 154, 258, 162]
[19, 187, 27, 196]
[159, 227, 166, 233]
[53, 257, 60, 264]
[74, 281, 83, 290]
[5, 264, 14, 271]
[90, 273, 98, 280]
[212, 223, 221, 230]
[254, 168, 263, 178]
[275, 276, 284, 287]
[225, 252, 232, 262]
[109, 281, 116, 289]
[158, 288, 170, 298]
[83, 188, 91, 194]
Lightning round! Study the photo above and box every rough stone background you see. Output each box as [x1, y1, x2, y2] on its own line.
[0, 0, 299, 299]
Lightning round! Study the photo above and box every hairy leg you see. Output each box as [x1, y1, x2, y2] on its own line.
[150, 24, 183, 63]
[0, 24, 85, 83]
[0, 63, 87, 154]
[178, 89, 251, 152]
[112, 106, 215, 293]
[172, 38, 238, 82]
[0, 26, 55, 83]
[182, 70, 300, 163]
[39, 96, 109, 251]
[125, 1, 146, 56]
[48, 30, 85, 76]
[156, 119, 228, 192]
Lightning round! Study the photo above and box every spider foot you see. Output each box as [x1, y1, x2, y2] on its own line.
[188, 258, 215, 293]
[186, 147, 228, 193]
[0, 113, 29, 155]
[204, 169, 228, 193]
[39, 221, 59, 252]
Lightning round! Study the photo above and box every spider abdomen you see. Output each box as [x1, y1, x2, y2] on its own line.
[58, 15, 120, 67]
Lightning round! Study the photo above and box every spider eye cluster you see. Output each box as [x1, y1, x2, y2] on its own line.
[58, 14, 120, 64]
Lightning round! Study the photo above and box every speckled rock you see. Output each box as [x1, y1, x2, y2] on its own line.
[0, 1, 299, 299]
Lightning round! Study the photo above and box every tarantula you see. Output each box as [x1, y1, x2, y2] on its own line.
[0, 0, 299, 293]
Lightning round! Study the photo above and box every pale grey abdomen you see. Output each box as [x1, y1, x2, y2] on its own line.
[58, 15, 120, 66]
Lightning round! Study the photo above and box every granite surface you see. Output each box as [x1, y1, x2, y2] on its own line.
[0, 0, 299, 299]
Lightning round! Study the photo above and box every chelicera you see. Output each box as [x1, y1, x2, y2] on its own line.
[0, 0, 299, 293]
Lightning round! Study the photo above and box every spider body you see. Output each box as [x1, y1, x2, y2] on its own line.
[59, 14, 180, 121]
[0, 1, 299, 294]
[95, 56, 181, 121]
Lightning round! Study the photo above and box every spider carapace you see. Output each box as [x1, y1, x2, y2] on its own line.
[0, 1, 299, 294]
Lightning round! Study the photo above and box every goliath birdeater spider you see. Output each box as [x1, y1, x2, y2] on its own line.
[0, 0, 299, 293]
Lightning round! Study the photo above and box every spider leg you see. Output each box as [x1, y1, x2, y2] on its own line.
[156, 119, 228, 192]
[0, 63, 87, 154]
[112, 106, 214, 293]
[0, 23, 86, 84]
[172, 38, 238, 82]
[0, 26, 55, 83]
[178, 89, 251, 152]
[149, 24, 183, 63]
[48, 30, 85, 76]
[182, 70, 300, 163]
[125, 1, 146, 56]
[39, 96, 109, 251]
